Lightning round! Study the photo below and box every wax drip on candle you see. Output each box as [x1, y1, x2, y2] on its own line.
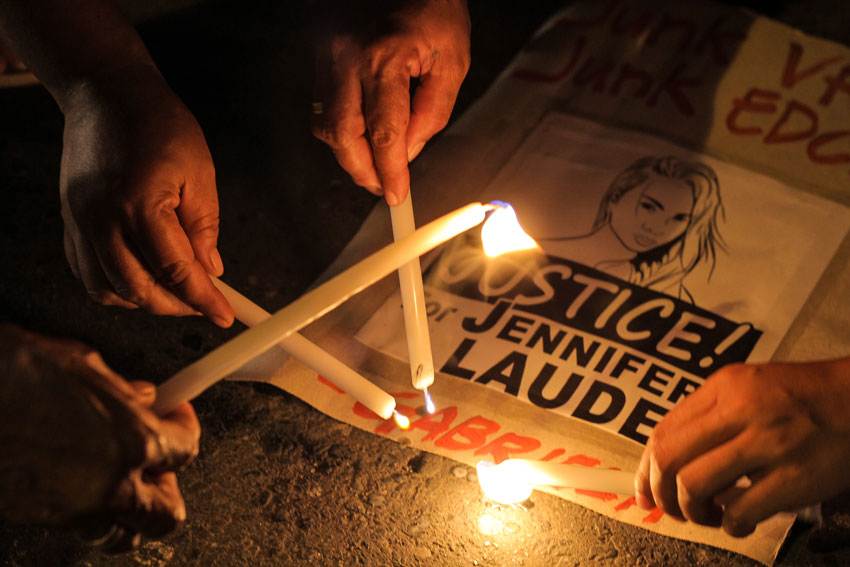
[423, 387, 435, 414]
[393, 410, 410, 429]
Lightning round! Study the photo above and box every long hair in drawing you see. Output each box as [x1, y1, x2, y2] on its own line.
[594, 155, 725, 291]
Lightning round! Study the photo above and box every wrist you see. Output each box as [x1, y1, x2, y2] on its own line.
[57, 62, 167, 117]
[804, 357, 850, 430]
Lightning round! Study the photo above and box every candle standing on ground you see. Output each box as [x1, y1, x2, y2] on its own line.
[153, 202, 496, 416]
[390, 192, 436, 411]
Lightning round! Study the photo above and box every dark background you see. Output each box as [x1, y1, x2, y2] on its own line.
[2, 1, 849, 565]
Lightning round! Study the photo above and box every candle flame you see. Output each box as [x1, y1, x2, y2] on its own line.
[477, 459, 635, 503]
[423, 388, 436, 414]
[481, 202, 538, 258]
[393, 410, 410, 429]
[476, 461, 533, 505]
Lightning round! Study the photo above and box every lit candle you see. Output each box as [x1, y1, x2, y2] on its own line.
[153, 202, 494, 415]
[477, 459, 634, 505]
[209, 276, 396, 419]
[480, 202, 538, 257]
[389, 192, 435, 392]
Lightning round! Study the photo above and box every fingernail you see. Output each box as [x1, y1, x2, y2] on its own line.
[635, 492, 653, 510]
[386, 191, 401, 207]
[132, 381, 156, 401]
[369, 186, 384, 196]
[209, 248, 224, 276]
[408, 142, 425, 162]
[212, 314, 232, 328]
[136, 382, 155, 395]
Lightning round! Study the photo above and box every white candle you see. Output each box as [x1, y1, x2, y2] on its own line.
[390, 192, 435, 391]
[209, 277, 396, 419]
[477, 459, 634, 505]
[153, 202, 493, 415]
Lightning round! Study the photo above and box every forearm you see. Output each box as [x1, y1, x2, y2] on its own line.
[0, 0, 158, 111]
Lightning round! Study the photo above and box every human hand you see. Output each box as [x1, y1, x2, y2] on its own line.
[0, 323, 201, 552]
[635, 359, 850, 537]
[311, 0, 470, 206]
[59, 66, 233, 326]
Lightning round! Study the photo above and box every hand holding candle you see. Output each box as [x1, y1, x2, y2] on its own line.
[153, 201, 538, 417]
[153, 202, 494, 416]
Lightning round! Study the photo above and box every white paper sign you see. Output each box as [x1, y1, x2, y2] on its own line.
[356, 112, 850, 443]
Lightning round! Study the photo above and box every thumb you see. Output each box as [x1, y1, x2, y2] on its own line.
[177, 165, 224, 277]
[129, 381, 157, 408]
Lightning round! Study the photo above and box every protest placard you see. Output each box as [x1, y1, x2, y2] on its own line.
[230, 1, 850, 562]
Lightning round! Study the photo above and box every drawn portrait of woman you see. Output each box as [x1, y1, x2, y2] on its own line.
[541, 155, 725, 302]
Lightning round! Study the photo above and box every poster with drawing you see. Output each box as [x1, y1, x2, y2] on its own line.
[355, 112, 850, 445]
[234, 1, 850, 561]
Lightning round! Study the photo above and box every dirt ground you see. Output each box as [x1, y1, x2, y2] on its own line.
[2, 1, 850, 566]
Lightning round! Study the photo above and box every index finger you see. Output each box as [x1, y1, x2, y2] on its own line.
[636, 378, 721, 508]
[638, 379, 740, 518]
[362, 69, 411, 206]
[131, 192, 233, 327]
[407, 69, 465, 161]
[312, 59, 383, 193]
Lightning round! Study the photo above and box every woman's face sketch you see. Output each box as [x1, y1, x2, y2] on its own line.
[610, 177, 694, 253]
